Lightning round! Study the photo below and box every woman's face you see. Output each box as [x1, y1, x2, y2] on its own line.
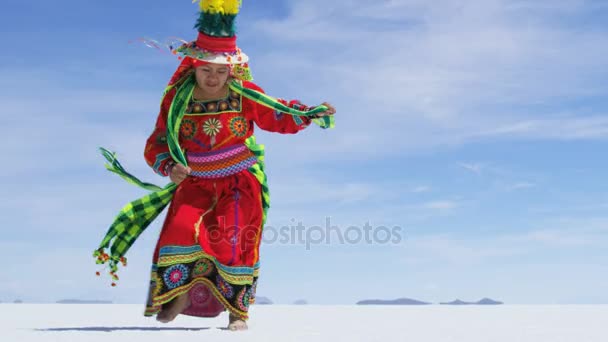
[195, 63, 230, 96]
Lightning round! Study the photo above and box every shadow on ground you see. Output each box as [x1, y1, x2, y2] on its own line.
[35, 326, 213, 332]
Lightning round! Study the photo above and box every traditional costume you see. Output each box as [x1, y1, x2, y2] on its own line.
[94, 0, 335, 321]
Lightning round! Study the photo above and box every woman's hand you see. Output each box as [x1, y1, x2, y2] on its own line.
[315, 102, 336, 117]
[169, 163, 192, 185]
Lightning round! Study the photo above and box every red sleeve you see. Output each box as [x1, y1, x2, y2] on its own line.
[144, 88, 176, 177]
[243, 81, 313, 134]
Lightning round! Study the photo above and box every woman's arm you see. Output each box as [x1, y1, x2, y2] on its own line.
[243, 81, 315, 134]
[144, 88, 176, 177]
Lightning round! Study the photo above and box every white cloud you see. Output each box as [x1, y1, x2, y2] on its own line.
[458, 162, 484, 175]
[248, 0, 608, 158]
[402, 215, 608, 266]
[411, 185, 432, 193]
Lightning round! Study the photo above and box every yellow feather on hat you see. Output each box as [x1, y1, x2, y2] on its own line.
[223, 0, 241, 15]
[199, 0, 225, 14]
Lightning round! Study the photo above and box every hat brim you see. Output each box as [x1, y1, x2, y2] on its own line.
[175, 41, 249, 65]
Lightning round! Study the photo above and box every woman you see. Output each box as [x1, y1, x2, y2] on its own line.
[95, 1, 335, 332]
[143, 59, 335, 330]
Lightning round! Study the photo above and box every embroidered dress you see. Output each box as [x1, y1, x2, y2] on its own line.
[142, 79, 313, 320]
[93, 0, 334, 324]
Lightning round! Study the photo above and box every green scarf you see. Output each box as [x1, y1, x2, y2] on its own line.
[94, 75, 334, 282]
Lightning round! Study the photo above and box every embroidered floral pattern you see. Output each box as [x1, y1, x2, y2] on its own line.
[190, 283, 212, 306]
[146, 246, 260, 320]
[229, 116, 248, 137]
[163, 264, 189, 289]
[216, 277, 234, 298]
[180, 119, 197, 140]
[203, 118, 222, 137]
[192, 258, 214, 278]
[237, 287, 250, 311]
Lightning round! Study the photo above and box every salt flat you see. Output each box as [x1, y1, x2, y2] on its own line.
[1, 304, 606, 342]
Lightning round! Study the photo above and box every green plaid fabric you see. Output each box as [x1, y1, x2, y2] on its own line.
[95, 74, 333, 282]
[94, 183, 176, 278]
[99, 147, 165, 192]
[228, 80, 336, 129]
[244, 136, 270, 224]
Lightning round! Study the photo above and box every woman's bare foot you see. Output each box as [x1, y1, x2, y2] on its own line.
[227, 313, 248, 331]
[156, 293, 191, 323]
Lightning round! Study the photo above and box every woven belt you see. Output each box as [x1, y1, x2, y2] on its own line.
[187, 144, 257, 179]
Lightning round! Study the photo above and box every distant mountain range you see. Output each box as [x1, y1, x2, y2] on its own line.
[439, 298, 503, 305]
[254, 296, 273, 305]
[16, 296, 502, 306]
[357, 298, 431, 305]
[357, 297, 503, 305]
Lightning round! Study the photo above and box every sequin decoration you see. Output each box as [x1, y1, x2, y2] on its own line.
[187, 91, 241, 114]
[191, 103, 205, 113]
[206, 102, 217, 112]
[229, 116, 248, 137]
[163, 264, 189, 289]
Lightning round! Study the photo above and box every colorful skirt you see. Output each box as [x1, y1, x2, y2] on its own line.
[143, 167, 264, 320]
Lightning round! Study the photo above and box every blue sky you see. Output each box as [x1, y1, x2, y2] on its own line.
[1, 0, 608, 305]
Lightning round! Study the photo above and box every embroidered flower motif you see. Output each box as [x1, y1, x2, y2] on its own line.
[216, 277, 234, 298]
[163, 264, 189, 289]
[237, 287, 251, 311]
[192, 258, 214, 278]
[190, 283, 212, 306]
[203, 118, 222, 137]
[180, 119, 197, 139]
[229, 116, 248, 137]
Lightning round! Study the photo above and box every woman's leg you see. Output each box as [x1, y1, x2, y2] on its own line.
[154, 179, 216, 323]
[210, 174, 263, 330]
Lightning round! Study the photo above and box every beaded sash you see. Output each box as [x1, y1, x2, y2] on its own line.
[187, 144, 258, 179]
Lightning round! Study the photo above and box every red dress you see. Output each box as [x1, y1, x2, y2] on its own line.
[142, 80, 312, 320]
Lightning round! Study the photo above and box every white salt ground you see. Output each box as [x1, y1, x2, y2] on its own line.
[1, 304, 606, 342]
